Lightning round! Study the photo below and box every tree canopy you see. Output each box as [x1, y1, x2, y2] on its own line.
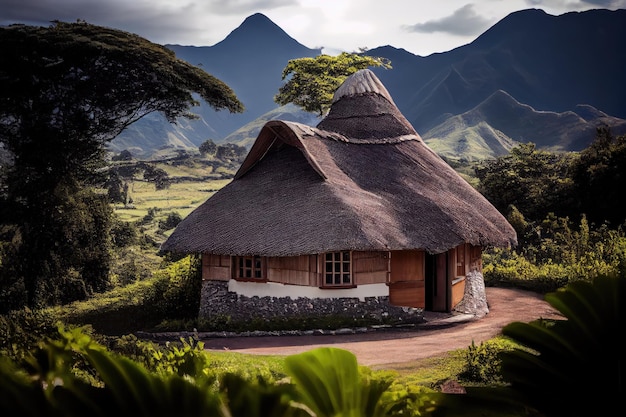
[474, 143, 575, 223]
[570, 126, 626, 227]
[274, 52, 391, 116]
[0, 21, 243, 311]
[475, 127, 626, 231]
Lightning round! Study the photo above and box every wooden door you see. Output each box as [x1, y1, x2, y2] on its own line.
[388, 250, 425, 308]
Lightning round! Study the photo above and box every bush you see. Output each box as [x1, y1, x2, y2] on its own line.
[153, 255, 202, 321]
[483, 217, 626, 293]
[483, 248, 568, 293]
[110, 218, 139, 248]
[56, 255, 201, 335]
[458, 338, 517, 385]
[0, 327, 438, 417]
[0, 308, 61, 361]
[158, 211, 183, 231]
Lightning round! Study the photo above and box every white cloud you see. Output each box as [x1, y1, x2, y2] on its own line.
[1, 0, 622, 56]
[402, 4, 495, 36]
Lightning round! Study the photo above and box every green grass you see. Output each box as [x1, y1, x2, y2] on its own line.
[371, 350, 467, 388]
[206, 351, 288, 382]
[204, 348, 533, 417]
[114, 180, 218, 221]
[205, 348, 468, 391]
[111, 163, 233, 244]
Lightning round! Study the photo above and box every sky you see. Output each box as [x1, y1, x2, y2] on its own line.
[1, 0, 625, 56]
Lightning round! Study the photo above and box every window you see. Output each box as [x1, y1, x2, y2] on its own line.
[323, 251, 352, 286]
[233, 256, 265, 280]
[456, 245, 466, 277]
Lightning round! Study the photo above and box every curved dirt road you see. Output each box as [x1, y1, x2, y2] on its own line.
[202, 287, 562, 367]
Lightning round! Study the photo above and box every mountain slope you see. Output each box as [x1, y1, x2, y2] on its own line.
[369, 8, 626, 134]
[222, 103, 322, 148]
[423, 120, 517, 162]
[110, 13, 320, 157]
[110, 9, 626, 159]
[423, 90, 626, 161]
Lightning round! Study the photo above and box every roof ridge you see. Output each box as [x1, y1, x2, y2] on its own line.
[332, 69, 395, 105]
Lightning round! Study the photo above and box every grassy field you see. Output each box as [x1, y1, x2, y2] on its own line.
[113, 179, 230, 222]
[111, 158, 235, 243]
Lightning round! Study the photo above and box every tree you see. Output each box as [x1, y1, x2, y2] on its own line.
[474, 143, 575, 223]
[199, 139, 218, 156]
[143, 165, 171, 190]
[570, 126, 626, 226]
[215, 143, 248, 162]
[274, 52, 391, 116]
[0, 21, 243, 310]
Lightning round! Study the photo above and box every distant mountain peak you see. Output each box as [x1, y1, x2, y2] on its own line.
[239, 12, 281, 31]
[214, 12, 307, 51]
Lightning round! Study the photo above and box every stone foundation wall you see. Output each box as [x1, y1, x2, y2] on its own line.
[199, 280, 424, 327]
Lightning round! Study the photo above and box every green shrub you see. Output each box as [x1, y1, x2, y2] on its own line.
[56, 275, 170, 334]
[153, 255, 202, 320]
[158, 211, 183, 231]
[285, 347, 437, 417]
[110, 217, 139, 248]
[0, 326, 224, 417]
[56, 255, 201, 334]
[457, 338, 517, 385]
[0, 308, 60, 361]
[140, 336, 213, 380]
[1, 326, 441, 417]
[483, 248, 568, 293]
[483, 239, 626, 293]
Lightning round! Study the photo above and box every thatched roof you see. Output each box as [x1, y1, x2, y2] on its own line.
[160, 69, 517, 256]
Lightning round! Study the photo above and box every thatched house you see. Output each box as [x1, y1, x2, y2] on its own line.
[161, 69, 517, 323]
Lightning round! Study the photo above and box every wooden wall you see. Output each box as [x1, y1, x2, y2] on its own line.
[202, 245, 484, 312]
[202, 254, 230, 281]
[352, 251, 389, 284]
[267, 255, 317, 285]
[202, 251, 391, 287]
[451, 278, 466, 307]
[449, 244, 481, 309]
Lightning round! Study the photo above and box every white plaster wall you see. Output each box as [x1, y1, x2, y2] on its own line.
[228, 280, 389, 301]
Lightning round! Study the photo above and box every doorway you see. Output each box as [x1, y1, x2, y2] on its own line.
[425, 252, 448, 312]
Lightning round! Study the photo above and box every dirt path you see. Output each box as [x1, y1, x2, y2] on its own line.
[202, 287, 562, 367]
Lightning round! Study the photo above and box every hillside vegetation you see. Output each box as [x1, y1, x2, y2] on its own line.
[1, 128, 625, 417]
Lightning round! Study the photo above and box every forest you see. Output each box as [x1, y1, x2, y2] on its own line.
[1, 21, 624, 417]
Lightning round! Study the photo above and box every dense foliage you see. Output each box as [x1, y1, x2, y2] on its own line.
[475, 143, 575, 223]
[0, 22, 242, 312]
[570, 126, 626, 227]
[476, 127, 626, 228]
[476, 129, 626, 290]
[0, 325, 437, 417]
[274, 52, 391, 116]
[1, 274, 622, 417]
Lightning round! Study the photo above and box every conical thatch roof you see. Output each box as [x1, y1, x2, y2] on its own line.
[160, 69, 517, 256]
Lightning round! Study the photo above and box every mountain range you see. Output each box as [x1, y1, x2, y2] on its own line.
[110, 8, 626, 161]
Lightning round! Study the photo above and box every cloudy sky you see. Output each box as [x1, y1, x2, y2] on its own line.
[1, 0, 625, 56]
